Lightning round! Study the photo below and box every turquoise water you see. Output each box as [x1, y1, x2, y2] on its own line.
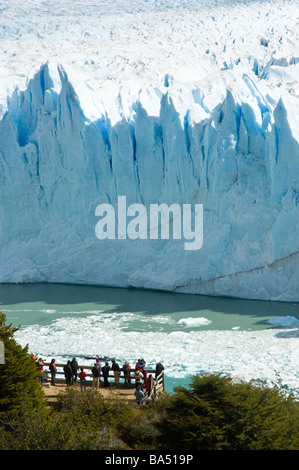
[0, 283, 298, 394]
[1, 282, 298, 330]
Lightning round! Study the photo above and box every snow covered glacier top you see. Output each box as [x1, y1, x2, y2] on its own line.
[0, 0, 298, 301]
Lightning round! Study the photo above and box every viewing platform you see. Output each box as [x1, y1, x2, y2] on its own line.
[42, 362, 165, 405]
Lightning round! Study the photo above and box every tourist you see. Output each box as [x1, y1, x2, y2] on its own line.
[70, 357, 79, 382]
[96, 356, 101, 368]
[78, 367, 87, 392]
[134, 384, 145, 405]
[63, 361, 73, 386]
[139, 359, 147, 380]
[155, 362, 164, 378]
[38, 357, 45, 383]
[49, 358, 57, 386]
[144, 374, 154, 396]
[122, 361, 131, 386]
[134, 369, 143, 389]
[91, 362, 101, 389]
[102, 362, 110, 387]
[112, 359, 120, 386]
[135, 359, 142, 374]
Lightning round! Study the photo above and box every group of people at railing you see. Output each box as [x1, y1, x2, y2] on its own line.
[33, 355, 164, 400]
[89, 357, 164, 401]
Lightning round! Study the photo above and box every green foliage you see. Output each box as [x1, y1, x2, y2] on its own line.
[0, 406, 52, 450]
[50, 388, 160, 450]
[49, 388, 126, 450]
[156, 373, 299, 450]
[0, 312, 46, 420]
[115, 398, 161, 450]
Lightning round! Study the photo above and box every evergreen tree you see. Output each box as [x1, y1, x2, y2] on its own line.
[0, 312, 46, 420]
[156, 373, 299, 450]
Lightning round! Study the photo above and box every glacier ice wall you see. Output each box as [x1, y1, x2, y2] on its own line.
[0, 62, 298, 301]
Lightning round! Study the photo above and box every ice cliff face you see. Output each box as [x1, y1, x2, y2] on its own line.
[0, 60, 298, 301]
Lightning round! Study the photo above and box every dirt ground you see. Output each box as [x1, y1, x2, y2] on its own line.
[42, 380, 137, 403]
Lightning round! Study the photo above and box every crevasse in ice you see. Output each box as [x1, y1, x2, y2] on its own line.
[0, 61, 298, 301]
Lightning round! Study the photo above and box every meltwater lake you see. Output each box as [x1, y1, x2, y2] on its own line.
[0, 282, 298, 395]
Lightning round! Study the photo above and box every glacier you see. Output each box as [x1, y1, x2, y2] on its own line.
[0, 0, 299, 301]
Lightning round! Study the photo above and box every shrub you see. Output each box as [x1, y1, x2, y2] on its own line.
[50, 388, 160, 450]
[155, 373, 299, 450]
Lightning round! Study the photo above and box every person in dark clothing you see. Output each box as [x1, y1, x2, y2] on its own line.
[102, 362, 110, 387]
[112, 359, 120, 385]
[49, 358, 57, 386]
[134, 384, 145, 405]
[155, 362, 164, 378]
[70, 358, 79, 382]
[63, 361, 73, 386]
[91, 362, 101, 389]
[122, 361, 131, 386]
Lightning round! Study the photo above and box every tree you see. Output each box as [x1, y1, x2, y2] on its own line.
[0, 312, 46, 420]
[156, 373, 299, 450]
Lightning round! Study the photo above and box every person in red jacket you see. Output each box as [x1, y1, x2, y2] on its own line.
[144, 374, 154, 396]
[79, 368, 87, 392]
[135, 359, 142, 373]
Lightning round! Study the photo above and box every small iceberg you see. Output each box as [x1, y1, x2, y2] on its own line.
[267, 316, 299, 328]
[177, 317, 212, 327]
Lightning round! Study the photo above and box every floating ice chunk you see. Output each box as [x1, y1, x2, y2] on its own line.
[267, 316, 299, 327]
[177, 317, 212, 327]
